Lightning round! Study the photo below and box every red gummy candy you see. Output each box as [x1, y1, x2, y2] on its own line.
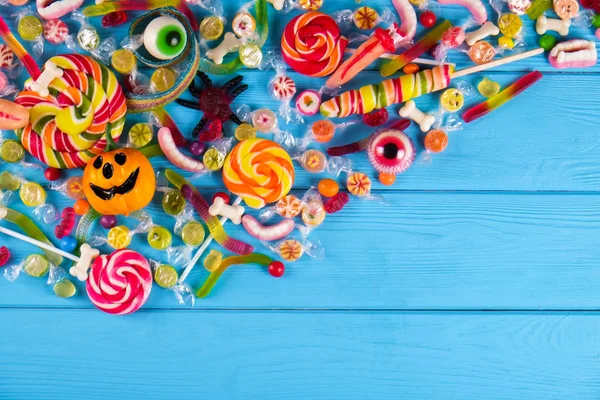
[199, 120, 223, 142]
[55, 207, 75, 239]
[102, 12, 128, 27]
[363, 108, 389, 127]
[0, 246, 10, 267]
[324, 192, 349, 214]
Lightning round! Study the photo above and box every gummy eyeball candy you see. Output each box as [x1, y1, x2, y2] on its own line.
[143, 16, 187, 60]
[367, 129, 416, 176]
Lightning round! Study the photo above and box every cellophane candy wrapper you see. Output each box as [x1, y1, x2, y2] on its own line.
[66, 11, 116, 63]
[189, 0, 225, 15]
[46, 263, 66, 286]
[237, 104, 297, 148]
[328, 156, 386, 203]
[12, 7, 45, 59]
[88, 211, 154, 249]
[332, 8, 395, 32]
[261, 51, 303, 125]
[299, 119, 357, 150]
[490, 0, 528, 51]
[434, 20, 475, 63]
[259, 193, 304, 222]
[297, 187, 327, 236]
[48, 175, 86, 200]
[0, 70, 18, 98]
[4, 259, 23, 282]
[263, 235, 324, 262]
[15, 176, 59, 225]
[149, 259, 195, 306]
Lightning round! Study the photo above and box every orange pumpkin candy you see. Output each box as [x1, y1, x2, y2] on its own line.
[83, 148, 156, 216]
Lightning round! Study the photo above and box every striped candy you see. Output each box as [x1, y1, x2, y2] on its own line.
[281, 11, 348, 77]
[223, 138, 295, 209]
[320, 65, 453, 118]
[86, 249, 153, 315]
[15, 54, 126, 169]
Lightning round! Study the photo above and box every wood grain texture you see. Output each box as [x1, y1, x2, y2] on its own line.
[2, 191, 600, 310]
[2, 309, 600, 400]
[1, 1, 600, 398]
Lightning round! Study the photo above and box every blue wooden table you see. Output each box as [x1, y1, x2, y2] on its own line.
[2, 0, 600, 398]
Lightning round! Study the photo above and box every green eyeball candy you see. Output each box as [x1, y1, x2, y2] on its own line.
[143, 16, 187, 60]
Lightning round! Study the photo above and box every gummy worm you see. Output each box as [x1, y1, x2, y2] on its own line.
[326, 136, 372, 156]
[437, 0, 487, 24]
[1, 207, 63, 266]
[462, 71, 542, 123]
[391, 0, 417, 42]
[138, 144, 164, 159]
[165, 169, 253, 255]
[157, 127, 203, 172]
[74, 208, 101, 257]
[83, 0, 197, 31]
[0, 16, 41, 80]
[195, 254, 273, 298]
[241, 215, 295, 241]
[199, 0, 268, 75]
[381, 20, 452, 77]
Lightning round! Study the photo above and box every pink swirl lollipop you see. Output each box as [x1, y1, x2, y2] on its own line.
[86, 249, 153, 315]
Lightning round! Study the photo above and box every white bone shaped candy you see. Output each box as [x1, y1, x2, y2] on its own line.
[206, 32, 243, 65]
[399, 100, 436, 132]
[267, 0, 285, 10]
[536, 15, 571, 36]
[69, 243, 100, 281]
[27, 60, 63, 97]
[465, 21, 500, 47]
[208, 197, 245, 224]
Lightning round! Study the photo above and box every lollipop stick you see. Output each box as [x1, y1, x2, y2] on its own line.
[344, 48, 454, 66]
[451, 48, 544, 78]
[178, 196, 243, 284]
[0, 225, 79, 263]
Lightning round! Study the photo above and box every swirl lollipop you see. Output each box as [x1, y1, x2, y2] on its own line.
[86, 249, 153, 315]
[14, 54, 127, 169]
[281, 11, 348, 77]
[222, 138, 294, 209]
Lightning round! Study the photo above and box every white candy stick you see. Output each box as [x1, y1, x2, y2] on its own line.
[0, 225, 79, 263]
[344, 48, 455, 66]
[178, 196, 243, 284]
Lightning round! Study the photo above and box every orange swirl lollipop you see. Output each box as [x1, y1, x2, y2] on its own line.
[222, 138, 295, 209]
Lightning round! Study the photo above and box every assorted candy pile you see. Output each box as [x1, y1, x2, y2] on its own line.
[0, 0, 597, 315]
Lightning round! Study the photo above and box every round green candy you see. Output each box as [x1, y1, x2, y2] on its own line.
[592, 14, 600, 28]
[539, 35, 556, 51]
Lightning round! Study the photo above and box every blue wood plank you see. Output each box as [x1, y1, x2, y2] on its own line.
[2, 191, 600, 310]
[1, 309, 600, 400]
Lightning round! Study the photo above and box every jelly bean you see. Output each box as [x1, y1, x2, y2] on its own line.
[379, 172, 396, 186]
[55, 207, 75, 239]
[402, 63, 420, 74]
[60, 236, 77, 252]
[318, 179, 339, 198]
[100, 215, 117, 229]
[44, 167, 61, 181]
[539, 34, 556, 51]
[73, 199, 90, 215]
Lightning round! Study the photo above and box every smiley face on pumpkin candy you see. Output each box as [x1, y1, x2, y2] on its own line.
[83, 148, 156, 216]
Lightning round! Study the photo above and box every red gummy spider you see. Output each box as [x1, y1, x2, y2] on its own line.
[175, 71, 248, 141]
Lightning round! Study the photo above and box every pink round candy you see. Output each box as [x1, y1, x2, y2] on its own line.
[596, 28, 600, 40]
[0, 71, 8, 92]
[271, 75, 296, 101]
[43, 19, 69, 44]
[441, 27, 465, 48]
[86, 249, 153, 315]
